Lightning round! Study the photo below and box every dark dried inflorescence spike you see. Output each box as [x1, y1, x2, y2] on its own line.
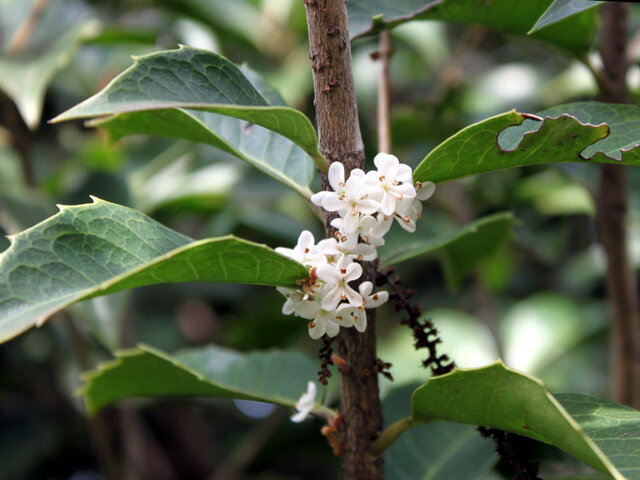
[479, 428, 543, 480]
[377, 268, 455, 377]
[318, 336, 334, 385]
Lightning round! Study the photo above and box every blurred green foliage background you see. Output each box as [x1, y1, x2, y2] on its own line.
[1, 1, 639, 479]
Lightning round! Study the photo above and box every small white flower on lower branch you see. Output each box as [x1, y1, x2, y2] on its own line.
[291, 381, 317, 423]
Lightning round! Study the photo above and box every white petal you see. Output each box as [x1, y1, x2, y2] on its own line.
[344, 285, 363, 307]
[308, 317, 326, 339]
[379, 192, 396, 216]
[295, 299, 321, 319]
[291, 409, 309, 423]
[353, 309, 367, 332]
[297, 230, 315, 249]
[323, 194, 347, 212]
[351, 243, 377, 261]
[310, 190, 330, 206]
[367, 290, 389, 308]
[396, 163, 413, 182]
[321, 285, 341, 310]
[325, 320, 340, 338]
[416, 181, 435, 201]
[344, 262, 363, 282]
[334, 305, 356, 327]
[317, 264, 340, 283]
[374, 153, 399, 174]
[328, 162, 345, 190]
[356, 198, 380, 215]
[359, 281, 373, 297]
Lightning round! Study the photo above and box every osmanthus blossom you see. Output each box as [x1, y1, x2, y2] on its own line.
[276, 153, 433, 340]
[291, 381, 317, 423]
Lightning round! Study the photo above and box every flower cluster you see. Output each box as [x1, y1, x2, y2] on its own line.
[276, 153, 434, 340]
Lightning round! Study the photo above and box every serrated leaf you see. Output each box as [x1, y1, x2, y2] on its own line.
[384, 385, 497, 480]
[52, 46, 323, 195]
[380, 212, 514, 289]
[0, 197, 308, 344]
[0, 0, 98, 129]
[412, 362, 640, 479]
[530, 0, 604, 33]
[81, 344, 330, 415]
[413, 104, 640, 184]
[348, 0, 597, 55]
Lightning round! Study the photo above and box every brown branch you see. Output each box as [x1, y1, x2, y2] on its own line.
[597, 2, 640, 409]
[304, 1, 383, 478]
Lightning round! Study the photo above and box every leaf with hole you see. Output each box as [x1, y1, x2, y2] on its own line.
[414, 103, 640, 184]
[81, 343, 330, 415]
[52, 46, 324, 196]
[0, 197, 308, 344]
[411, 362, 640, 479]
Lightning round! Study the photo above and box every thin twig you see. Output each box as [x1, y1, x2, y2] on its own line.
[376, 30, 393, 153]
[209, 409, 286, 480]
[7, 0, 50, 55]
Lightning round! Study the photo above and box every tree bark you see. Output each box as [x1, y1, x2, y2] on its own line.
[304, 1, 384, 478]
[597, 2, 640, 408]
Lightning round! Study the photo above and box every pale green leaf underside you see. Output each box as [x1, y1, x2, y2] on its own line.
[0, 198, 308, 344]
[348, 0, 596, 54]
[81, 344, 327, 415]
[414, 103, 640, 184]
[380, 212, 514, 289]
[383, 385, 497, 480]
[530, 0, 604, 33]
[412, 362, 640, 479]
[51, 46, 321, 195]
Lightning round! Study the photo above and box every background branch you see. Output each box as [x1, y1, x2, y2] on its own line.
[597, 2, 640, 408]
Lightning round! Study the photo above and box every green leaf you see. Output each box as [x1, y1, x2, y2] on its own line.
[384, 385, 497, 480]
[0, 1, 98, 129]
[530, 0, 604, 33]
[380, 213, 515, 289]
[412, 362, 640, 479]
[81, 343, 329, 415]
[51, 46, 324, 195]
[348, 0, 597, 55]
[413, 104, 640, 184]
[0, 197, 308, 344]
[519, 102, 640, 162]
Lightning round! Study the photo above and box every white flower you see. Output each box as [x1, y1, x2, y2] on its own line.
[317, 235, 377, 262]
[316, 256, 363, 310]
[312, 164, 378, 231]
[275, 230, 326, 267]
[291, 381, 317, 423]
[364, 154, 417, 216]
[276, 287, 306, 315]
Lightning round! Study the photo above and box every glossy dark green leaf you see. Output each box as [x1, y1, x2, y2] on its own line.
[0, 197, 308, 344]
[380, 213, 514, 289]
[81, 344, 330, 415]
[348, 0, 597, 55]
[52, 46, 324, 195]
[412, 362, 640, 479]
